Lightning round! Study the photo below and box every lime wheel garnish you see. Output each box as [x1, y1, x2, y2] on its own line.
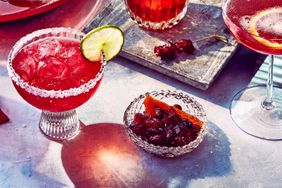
[80, 25, 124, 62]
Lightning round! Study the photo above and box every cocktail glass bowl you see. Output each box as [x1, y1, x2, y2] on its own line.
[7, 28, 106, 140]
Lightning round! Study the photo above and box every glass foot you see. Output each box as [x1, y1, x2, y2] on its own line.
[39, 110, 80, 140]
[230, 85, 282, 140]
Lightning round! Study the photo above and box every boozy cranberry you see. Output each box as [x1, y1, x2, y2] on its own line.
[173, 104, 182, 110]
[154, 107, 164, 119]
[133, 113, 145, 124]
[149, 134, 165, 145]
[145, 118, 161, 128]
[130, 123, 145, 136]
[173, 136, 187, 146]
[182, 120, 193, 128]
[175, 39, 195, 54]
[161, 46, 175, 60]
[154, 46, 163, 57]
[154, 40, 176, 60]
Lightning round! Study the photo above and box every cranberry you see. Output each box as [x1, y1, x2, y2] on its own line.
[130, 123, 145, 136]
[133, 113, 144, 124]
[154, 107, 164, 119]
[175, 39, 188, 52]
[161, 46, 175, 60]
[154, 40, 177, 60]
[147, 127, 161, 136]
[154, 46, 163, 57]
[166, 129, 175, 141]
[154, 39, 196, 61]
[173, 136, 187, 146]
[173, 125, 181, 135]
[186, 131, 196, 141]
[143, 112, 151, 120]
[193, 124, 201, 132]
[173, 104, 182, 110]
[145, 118, 161, 128]
[175, 39, 195, 54]
[182, 120, 193, 128]
[149, 134, 165, 145]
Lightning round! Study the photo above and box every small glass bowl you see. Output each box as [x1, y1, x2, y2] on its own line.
[123, 90, 208, 157]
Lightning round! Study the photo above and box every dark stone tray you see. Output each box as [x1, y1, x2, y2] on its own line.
[83, 0, 238, 90]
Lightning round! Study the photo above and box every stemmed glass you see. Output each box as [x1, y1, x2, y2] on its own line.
[7, 28, 105, 141]
[222, 0, 282, 140]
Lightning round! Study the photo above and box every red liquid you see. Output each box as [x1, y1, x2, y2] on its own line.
[1, 0, 47, 7]
[125, 0, 188, 22]
[12, 38, 102, 112]
[223, 0, 282, 55]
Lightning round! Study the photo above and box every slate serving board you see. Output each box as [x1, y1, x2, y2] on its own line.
[83, 0, 238, 90]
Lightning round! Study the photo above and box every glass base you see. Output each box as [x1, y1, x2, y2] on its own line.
[39, 110, 80, 141]
[230, 85, 282, 140]
[126, 5, 188, 30]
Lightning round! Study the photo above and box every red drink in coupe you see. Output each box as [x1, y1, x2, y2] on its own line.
[124, 0, 189, 29]
[12, 37, 103, 112]
[222, 0, 282, 140]
[223, 0, 282, 55]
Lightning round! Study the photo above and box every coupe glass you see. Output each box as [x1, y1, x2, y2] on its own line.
[222, 0, 282, 140]
[7, 28, 106, 141]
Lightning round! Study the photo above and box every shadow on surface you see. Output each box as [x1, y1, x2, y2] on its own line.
[251, 55, 282, 86]
[0, 97, 64, 187]
[61, 122, 231, 187]
[116, 46, 264, 109]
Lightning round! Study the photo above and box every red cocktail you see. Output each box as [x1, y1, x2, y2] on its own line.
[124, 0, 189, 30]
[223, 0, 282, 55]
[12, 37, 102, 112]
[7, 28, 105, 140]
[222, 0, 282, 140]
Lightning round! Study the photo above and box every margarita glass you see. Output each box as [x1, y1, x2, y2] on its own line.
[222, 0, 282, 140]
[7, 28, 106, 140]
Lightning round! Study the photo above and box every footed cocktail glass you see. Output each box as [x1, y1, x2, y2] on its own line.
[7, 28, 105, 140]
[222, 0, 282, 140]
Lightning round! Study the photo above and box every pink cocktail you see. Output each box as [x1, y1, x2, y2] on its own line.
[222, 0, 282, 140]
[223, 0, 282, 55]
[7, 28, 105, 140]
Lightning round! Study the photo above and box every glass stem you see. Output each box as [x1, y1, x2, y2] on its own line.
[262, 55, 274, 110]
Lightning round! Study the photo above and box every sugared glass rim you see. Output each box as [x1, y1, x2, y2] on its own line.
[7, 27, 106, 99]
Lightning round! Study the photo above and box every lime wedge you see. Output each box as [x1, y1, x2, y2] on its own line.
[80, 25, 124, 62]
